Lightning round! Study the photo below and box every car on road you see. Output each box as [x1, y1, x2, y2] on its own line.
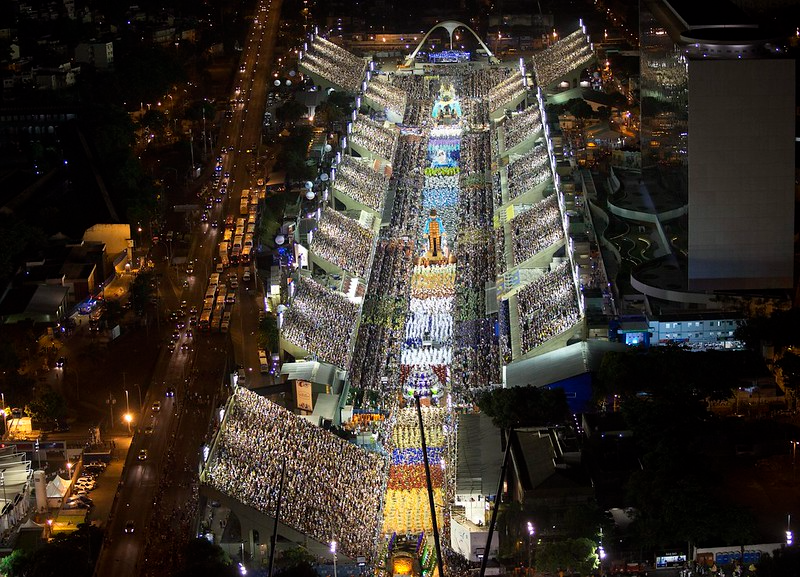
[171, 331, 181, 341]
[124, 520, 135, 534]
[55, 357, 66, 368]
[144, 425, 154, 435]
[138, 449, 148, 461]
[83, 463, 105, 474]
[211, 220, 219, 228]
[75, 477, 97, 491]
[242, 270, 251, 282]
[165, 387, 175, 398]
[152, 401, 161, 412]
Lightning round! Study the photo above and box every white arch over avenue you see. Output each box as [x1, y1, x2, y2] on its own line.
[403, 20, 497, 66]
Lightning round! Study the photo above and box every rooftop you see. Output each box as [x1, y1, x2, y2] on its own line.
[663, 0, 752, 29]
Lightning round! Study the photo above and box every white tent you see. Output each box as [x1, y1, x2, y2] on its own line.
[46, 475, 70, 498]
[19, 517, 44, 531]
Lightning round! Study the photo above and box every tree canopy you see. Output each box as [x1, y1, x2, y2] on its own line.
[735, 308, 800, 352]
[596, 347, 765, 404]
[173, 537, 239, 577]
[476, 387, 568, 429]
[535, 538, 599, 575]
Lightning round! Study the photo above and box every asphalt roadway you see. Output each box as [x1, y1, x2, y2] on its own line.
[93, 1, 283, 575]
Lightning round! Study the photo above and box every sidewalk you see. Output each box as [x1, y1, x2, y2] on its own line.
[87, 434, 132, 527]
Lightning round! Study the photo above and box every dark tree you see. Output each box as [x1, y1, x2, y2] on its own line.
[535, 538, 598, 575]
[275, 99, 307, 124]
[173, 538, 239, 577]
[476, 387, 568, 429]
[129, 272, 155, 316]
[735, 308, 800, 352]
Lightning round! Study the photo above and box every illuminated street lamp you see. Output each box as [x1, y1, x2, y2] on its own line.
[123, 413, 133, 435]
[331, 540, 338, 577]
[526, 522, 535, 568]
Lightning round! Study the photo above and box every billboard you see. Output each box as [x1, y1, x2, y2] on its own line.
[295, 380, 313, 412]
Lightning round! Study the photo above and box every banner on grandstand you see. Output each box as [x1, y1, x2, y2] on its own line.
[295, 380, 314, 412]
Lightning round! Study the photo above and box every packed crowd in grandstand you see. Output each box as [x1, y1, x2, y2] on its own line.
[281, 275, 360, 368]
[365, 76, 409, 119]
[300, 35, 368, 93]
[531, 28, 595, 87]
[487, 70, 526, 112]
[333, 155, 390, 213]
[517, 261, 581, 353]
[506, 144, 552, 200]
[510, 195, 565, 265]
[310, 207, 375, 277]
[503, 105, 543, 151]
[351, 114, 400, 161]
[203, 390, 389, 559]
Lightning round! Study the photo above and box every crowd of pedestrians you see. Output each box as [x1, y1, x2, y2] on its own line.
[204, 389, 389, 560]
[531, 28, 595, 87]
[350, 135, 429, 396]
[281, 275, 359, 368]
[452, 131, 501, 396]
[460, 67, 515, 98]
[503, 105, 543, 151]
[506, 144, 552, 200]
[517, 261, 580, 353]
[350, 239, 414, 395]
[392, 75, 437, 127]
[510, 194, 565, 265]
[351, 114, 399, 161]
[301, 35, 367, 93]
[410, 264, 456, 299]
[310, 206, 375, 277]
[333, 155, 390, 213]
[390, 406, 448, 450]
[401, 346, 452, 368]
[405, 297, 452, 345]
[389, 138, 427, 237]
